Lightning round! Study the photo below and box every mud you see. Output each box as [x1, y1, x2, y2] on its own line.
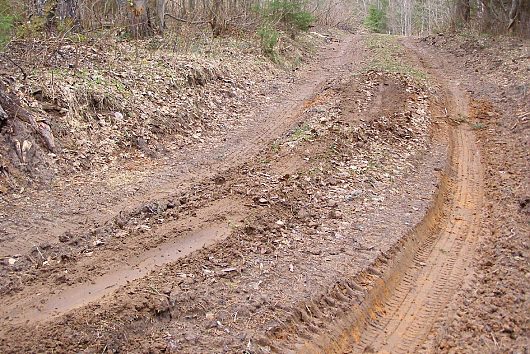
[0, 34, 444, 353]
[6, 224, 231, 323]
[0, 32, 526, 353]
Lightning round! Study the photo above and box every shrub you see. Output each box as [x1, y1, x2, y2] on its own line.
[0, 0, 15, 49]
[257, 24, 280, 59]
[255, 0, 313, 61]
[364, 5, 386, 33]
[257, 0, 314, 32]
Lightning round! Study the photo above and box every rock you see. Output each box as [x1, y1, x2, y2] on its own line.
[297, 209, 310, 219]
[327, 200, 338, 208]
[329, 210, 343, 219]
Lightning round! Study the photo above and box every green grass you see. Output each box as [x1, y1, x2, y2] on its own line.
[365, 34, 426, 81]
[0, 0, 16, 49]
[470, 122, 486, 130]
[270, 140, 281, 153]
[289, 123, 312, 142]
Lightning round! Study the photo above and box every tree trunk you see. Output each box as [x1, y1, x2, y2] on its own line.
[129, 0, 152, 38]
[0, 83, 56, 153]
[45, 0, 59, 31]
[454, 0, 470, 26]
[156, 0, 167, 33]
[210, 0, 224, 37]
[57, 0, 81, 30]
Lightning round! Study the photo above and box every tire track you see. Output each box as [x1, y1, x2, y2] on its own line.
[337, 40, 484, 354]
[284, 39, 484, 354]
[349, 124, 482, 353]
[0, 35, 363, 257]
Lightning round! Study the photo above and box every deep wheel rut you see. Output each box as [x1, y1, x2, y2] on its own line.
[348, 125, 483, 353]
[294, 41, 484, 354]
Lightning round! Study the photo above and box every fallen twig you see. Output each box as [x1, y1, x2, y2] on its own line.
[1, 53, 27, 80]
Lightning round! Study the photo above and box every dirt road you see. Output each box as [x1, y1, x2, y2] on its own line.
[291, 39, 485, 353]
[0, 33, 364, 319]
[0, 32, 527, 353]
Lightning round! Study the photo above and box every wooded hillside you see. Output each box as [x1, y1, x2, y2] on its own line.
[1, 0, 528, 43]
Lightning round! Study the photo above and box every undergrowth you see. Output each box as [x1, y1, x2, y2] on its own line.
[255, 0, 314, 59]
[0, 0, 16, 49]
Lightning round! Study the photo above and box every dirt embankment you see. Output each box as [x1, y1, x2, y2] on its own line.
[0, 31, 332, 262]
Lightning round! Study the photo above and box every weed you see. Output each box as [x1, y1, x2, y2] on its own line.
[114, 81, 128, 94]
[290, 123, 311, 142]
[257, 24, 280, 60]
[15, 17, 42, 38]
[67, 33, 87, 43]
[0, 0, 16, 49]
[256, 0, 314, 33]
[291, 56, 303, 70]
[255, 0, 314, 61]
[471, 122, 486, 130]
[271, 141, 281, 153]
[307, 167, 320, 176]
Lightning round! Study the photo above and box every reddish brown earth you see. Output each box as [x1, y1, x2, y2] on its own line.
[0, 31, 528, 353]
[415, 33, 529, 354]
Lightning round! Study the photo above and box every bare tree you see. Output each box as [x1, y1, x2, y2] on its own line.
[454, 0, 470, 26]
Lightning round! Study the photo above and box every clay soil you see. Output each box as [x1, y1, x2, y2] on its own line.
[0, 30, 528, 354]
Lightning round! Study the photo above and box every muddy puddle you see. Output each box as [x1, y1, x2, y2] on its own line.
[7, 224, 231, 323]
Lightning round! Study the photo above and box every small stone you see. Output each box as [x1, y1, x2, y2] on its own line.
[329, 210, 343, 219]
[59, 232, 71, 243]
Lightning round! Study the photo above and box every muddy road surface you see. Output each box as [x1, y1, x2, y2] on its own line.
[0, 33, 526, 353]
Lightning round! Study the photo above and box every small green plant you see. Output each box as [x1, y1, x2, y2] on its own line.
[16, 17, 46, 38]
[271, 140, 281, 153]
[364, 5, 386, 33]
[258, 24, 280, 59]
[290, 123, 312, 141]
[0, 0, 16, 49]
[471, 122, 486, 130]
[0, 16, 14, 48]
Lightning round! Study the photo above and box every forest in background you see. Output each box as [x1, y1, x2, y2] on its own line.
[0, 0, 528, 50]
